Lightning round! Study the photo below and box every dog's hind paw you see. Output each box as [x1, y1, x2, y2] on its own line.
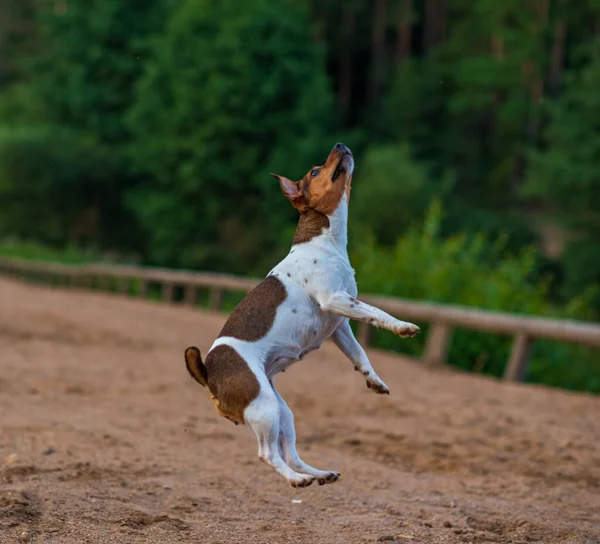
[317, 471, 341, 485]
[289, 474, 315, 488]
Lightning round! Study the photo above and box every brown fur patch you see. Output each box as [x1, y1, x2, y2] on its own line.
[218, 275, 287, 341]
[303, 159, 349, 216]
[204, 345, 260, 424]
[292, 210, 330, 245]
[273, 145, 353, 218]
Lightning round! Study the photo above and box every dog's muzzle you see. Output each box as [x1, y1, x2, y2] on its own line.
[331, 146, 354, 182]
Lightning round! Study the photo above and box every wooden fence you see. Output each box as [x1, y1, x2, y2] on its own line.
[1, 257, 599, 382]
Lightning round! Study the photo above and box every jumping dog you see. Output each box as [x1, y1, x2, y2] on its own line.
[185, 143, 419, 487]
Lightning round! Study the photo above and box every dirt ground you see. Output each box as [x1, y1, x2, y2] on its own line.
[0, 276, 599, 544]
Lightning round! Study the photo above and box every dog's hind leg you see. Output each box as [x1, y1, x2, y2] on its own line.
[332, 319, 390, 394]
[272, 386, 340, 486]
[244, 392, 315, 488]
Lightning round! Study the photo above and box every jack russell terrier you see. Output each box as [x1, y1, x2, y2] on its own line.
[185, 142, 420, 487]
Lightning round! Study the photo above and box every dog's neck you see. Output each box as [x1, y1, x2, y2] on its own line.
[293, 195, 348, 252]
[327, 195, 349, 250]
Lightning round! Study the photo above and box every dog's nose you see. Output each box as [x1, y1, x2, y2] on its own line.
[333, 142, 350, 155]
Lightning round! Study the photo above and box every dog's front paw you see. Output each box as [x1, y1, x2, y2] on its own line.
[393, 322, 420, 338]
[365, 374, 390, 395]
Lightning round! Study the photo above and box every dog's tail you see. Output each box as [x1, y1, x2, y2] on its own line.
[184, 346, 208, 388]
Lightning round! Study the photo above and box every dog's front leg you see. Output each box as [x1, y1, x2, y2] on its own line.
[332, 319, 390, 394]
[319, 292, 420, 337]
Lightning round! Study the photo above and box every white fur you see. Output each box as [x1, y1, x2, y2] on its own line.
[209, 190, 419, 488]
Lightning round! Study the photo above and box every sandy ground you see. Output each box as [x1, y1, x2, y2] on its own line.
[0, 276, 599, 544]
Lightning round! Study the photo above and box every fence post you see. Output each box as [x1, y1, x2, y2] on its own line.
[82, 274, 93, 289]
[358, 322, 372, 347]
[118, 277, 129, 295]
[423, 321, 452, 365]
[162, 282, 174, 303]
[97, 276, 109, 291]
[184, 284, 197, 306]
[504, 333, 533, 382]
[209, 287, 222, 311]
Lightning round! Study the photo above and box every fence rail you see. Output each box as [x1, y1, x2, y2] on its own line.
[1, 257, 599, 382]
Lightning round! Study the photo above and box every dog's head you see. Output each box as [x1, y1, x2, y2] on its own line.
[271, 143, 354, 215]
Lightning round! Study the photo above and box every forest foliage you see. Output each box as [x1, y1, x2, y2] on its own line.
[1, 0, 599, 391]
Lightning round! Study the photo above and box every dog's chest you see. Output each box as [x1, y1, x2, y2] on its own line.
[272, 243, 357, 299]
[264, 243, 356, 370]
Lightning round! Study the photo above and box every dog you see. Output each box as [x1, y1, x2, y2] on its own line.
[185, 142, 420, 487]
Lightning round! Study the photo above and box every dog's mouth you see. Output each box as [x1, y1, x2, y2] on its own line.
[331, 152, 354, 182]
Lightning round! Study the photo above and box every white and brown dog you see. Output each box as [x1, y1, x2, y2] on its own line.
[185, 142, 419, 487]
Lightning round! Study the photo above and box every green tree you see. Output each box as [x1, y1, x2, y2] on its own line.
[381, 52, 538, 251]
[0, 0, 39, 88]
[127, 0, 336, 272]
[377, 2, 549, 252]
[31, 0, 168, 146]
[0, 126, 119, 246]
[352, 201, 599, 392]
[523, 39, 600, 309]
[3, 0, 172, 250]
[350, 142, 453, 246]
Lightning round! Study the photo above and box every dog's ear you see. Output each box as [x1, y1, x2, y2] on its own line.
[271, 173, 308, 211]
[185, 346, 208, 387]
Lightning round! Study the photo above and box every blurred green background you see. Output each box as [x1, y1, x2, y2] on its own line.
[0, 0, 598, 392]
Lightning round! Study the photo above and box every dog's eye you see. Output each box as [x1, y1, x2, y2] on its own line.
[310, 169, 320, 178]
